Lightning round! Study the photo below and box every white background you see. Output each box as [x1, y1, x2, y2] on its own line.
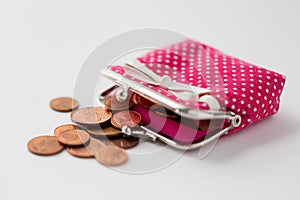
[1, 0, 300, 199]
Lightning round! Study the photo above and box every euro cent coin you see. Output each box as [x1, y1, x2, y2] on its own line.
[66, 138, 103, 158]
[27, 135, 64, 156]
[86, 126, 121, 138]
[71, 107, 112, 126]
[54, 124, 81, 137]
[50, 97, 79, 112]
[110, 136, 139, 149]
[95, 145, 128, 166]
[111, 110, 141, 129]
[104, 96, 134, 111]
[57, 129, 90, 146]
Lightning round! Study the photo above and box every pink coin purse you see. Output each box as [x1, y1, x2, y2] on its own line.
[100, 39, 286, 150]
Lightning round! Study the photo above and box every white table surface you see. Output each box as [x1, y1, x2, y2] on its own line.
[1, 0, 300, 199]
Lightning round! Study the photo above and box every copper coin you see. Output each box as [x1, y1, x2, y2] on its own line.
[133, 93, 155, 109]
[87, 126, 121, 138]
[27, 136, 64, 156]
[111, 115, 119, 129]
[50, 97, 79, 112]
[66, 138, 103, 158]
[195, 119, 223, 130]
[104, 96, 134, 111]
[150, 105, 179, 119]
[54, 124, 81, 137]
[111, 110, 141, 129]
[95, 145, 128, 166]
[71, 107, 112, 125]
[110, 136, 139, 149]
[57, 129, 90, 146]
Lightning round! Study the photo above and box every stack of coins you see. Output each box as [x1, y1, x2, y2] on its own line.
[27, 95, 141, 167]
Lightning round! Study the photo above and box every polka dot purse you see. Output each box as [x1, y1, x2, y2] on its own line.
[102, 39, 286, 150]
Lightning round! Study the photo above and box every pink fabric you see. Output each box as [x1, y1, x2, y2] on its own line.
[132, 104, 222, 143]
[110, 39, 286, 136]
[111, 65, 210, 110]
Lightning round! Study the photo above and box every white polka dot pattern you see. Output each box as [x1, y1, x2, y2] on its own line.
[110, 39, 286, 135]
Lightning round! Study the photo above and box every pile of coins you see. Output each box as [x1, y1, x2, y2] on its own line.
[28, 92, 219, 167]
[27, 96, 141, 166]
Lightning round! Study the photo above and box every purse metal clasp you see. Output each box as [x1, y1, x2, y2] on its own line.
[98, 63, 242, 150]
[98, 84, 241, 150]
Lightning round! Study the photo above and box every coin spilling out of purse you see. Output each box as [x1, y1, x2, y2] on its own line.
[24, 92, 161, 165]
[27, 39, 286, 165]
[27, 91, 218, 166]
[27, 95, 141, 166]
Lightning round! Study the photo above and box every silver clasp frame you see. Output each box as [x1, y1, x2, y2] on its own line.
[98, 67, 242, 150]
